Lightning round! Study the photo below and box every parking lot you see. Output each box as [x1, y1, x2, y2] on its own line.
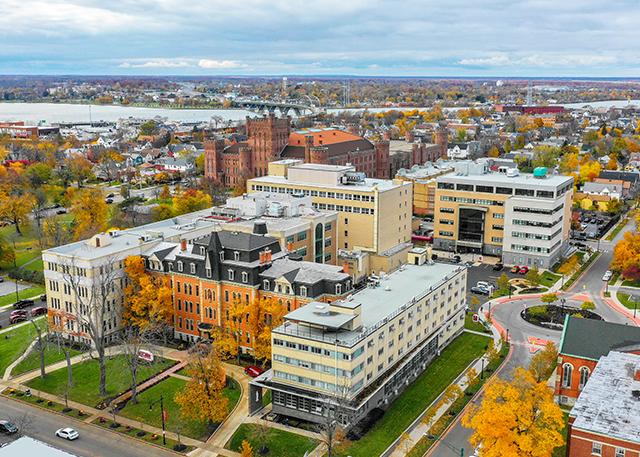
[465, 264, 520, 311]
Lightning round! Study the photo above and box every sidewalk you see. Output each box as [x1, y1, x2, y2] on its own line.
[602, 285, 640, 326]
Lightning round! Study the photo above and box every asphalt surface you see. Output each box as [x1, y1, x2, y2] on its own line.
[429, 216, 637, 457]
[0, 396, 176, 457]
[0, 298, 45, 329]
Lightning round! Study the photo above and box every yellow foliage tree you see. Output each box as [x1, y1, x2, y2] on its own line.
[611, 231, 640, 277]
[248, 298, 287, 364]
[175, 348, 228, 424]
[70, 188, 108, 240]
[123, 256, 173, 331]
[462, 368, 564, 457]
[557, 255, 579, 277]
[173, 188, 212, 215]
[578, 160, 602, 183]
[487, 146, 500, 158]
[528, 342, 558, 382]
[240, 440, 254, 457]
[0, 191, 35, 235]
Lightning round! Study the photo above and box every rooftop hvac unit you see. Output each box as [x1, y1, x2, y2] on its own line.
[340, 171, 366, 185]
[506, 168, 519, 177]
[266, 202, 284, 217]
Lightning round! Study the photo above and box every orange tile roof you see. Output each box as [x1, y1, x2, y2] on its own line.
[288, 129, 363, 147]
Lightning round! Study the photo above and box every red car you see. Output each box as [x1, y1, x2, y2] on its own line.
[9, 315, 27, 324]
[10, 310, 27, 319]
[518, 266, 529, 275]
[31, 307, 47, 317]
[510, 265, 520, 273]
[244, 366, 264, 378]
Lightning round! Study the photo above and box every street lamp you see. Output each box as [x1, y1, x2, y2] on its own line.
[149, 395, 167, 445]
[560, 298, 566, 317]
[506, 328, 510, 343]
[480, 358, 485, 380]
[633, 295, 639, 319]
[14, 278, 20, 303]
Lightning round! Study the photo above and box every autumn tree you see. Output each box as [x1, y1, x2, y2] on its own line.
[175, 348, 228, 424]
[212, 299, 245, 361]
[611, 231, 640, 279]
[540, 293, 558, 306]
[557, 255, 579, 277]
[247, 298, 287, 364]
[578, 160, 602, 183]
[496, 273, 511, 295]
[528, 342, 558, 382]
[0, 234, 15, 265]
[151, 203, 174, 222]
[0, 190, 35, 235]
[70, 188, 109, 240]
[525, 266, 541, 287]
[123, 255, 173, 334]
[581, 301, 596, 311]
[240, 440, 254, 457]
[159, 184, 171, 200]
[487, 146, 500, 158]
[173, 188, 212, 215]
[462, 368, 564, 457]
[65, 154, 94, 187]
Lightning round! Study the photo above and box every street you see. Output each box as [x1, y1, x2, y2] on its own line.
[0, 396, 176, 457]
[0, 297, 44, 329]
[429, 216, 637, 457]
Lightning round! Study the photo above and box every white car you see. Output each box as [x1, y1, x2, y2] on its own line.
[55, 427, 79, 440]
[476, 281, 492, 290]
[602, 270, 613, 281]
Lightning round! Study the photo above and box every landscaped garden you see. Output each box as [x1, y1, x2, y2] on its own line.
[522, 304, 602, 329]
[26, 354, 174, 407]
[119, 375, 241, 440]
[226, 423, 319, 457]
[334, 331, 490, 457]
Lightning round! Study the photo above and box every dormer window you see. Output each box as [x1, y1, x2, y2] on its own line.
[263, 280, 270, 291]
[190, 263, 196, 274]
[241, 272, 248, 283]
[219, 252, 224, 261]
[205, 267, 212, 278]
[234, 251, 240, 261]
[228, 269, 235, 280]
[335, 284, 342, 295]
[200, 247, 205, 255]
[300, 286, 307, 297]
[177, 261, 183, 272]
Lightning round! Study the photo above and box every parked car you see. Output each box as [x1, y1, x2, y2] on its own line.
[106, 193, 115, 198]
[31, 307, 47, 317]
[56, 208, 67, 215]
[244, 365, 264, 378]
[518, 266, 529, 275]
[492, 263, 503, 271]
[13, 299, 34, 309]
[55, 428, 79, 441]
[0, 420, 18, 435]
[452, 255, 462, 263]
[470, 286, 490, 295]
[602, 270, 613, 281]
[40, 294, 46, 302]
[0, 276, 4, 283]
[9, 315, 27, 324]
[510, 265, 520, 273]
[105, 198, 113, 204]
[10, 310, 27, 318]
[476, 281, 493, 291]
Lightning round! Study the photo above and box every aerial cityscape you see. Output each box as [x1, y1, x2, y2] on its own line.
[0, 2, 639, 457]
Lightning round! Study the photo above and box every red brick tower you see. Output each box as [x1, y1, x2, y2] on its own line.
[375, 140, 390, 179]
[245, 114, 290, 176]
[303, 135, 314, 163]
[204, 138, 225, 181]
[434, 121, 448, 158]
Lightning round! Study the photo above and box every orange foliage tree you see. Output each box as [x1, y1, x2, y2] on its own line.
[462, 367, 564, 457]
[70, 187, 109, 240]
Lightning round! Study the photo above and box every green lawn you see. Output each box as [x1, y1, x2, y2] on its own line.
[540, 271, 561, 288]
[621, 279, 640, 288]
[336, 332, 490, 457]
[0, 286, 45, 308]
[12, 343, 84, 377]
[617, 292, 640, 311]
[464, 313, 490, 334]
[225, 423, 319, 457]
[119, 376, 241, 440]
[606, 217, 629, 241]
[27, 355, 174, 407]
[552, 413, 570, 457]
[0, 320, 43, 375]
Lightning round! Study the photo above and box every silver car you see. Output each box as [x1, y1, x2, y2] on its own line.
[55, 427, 79, 440]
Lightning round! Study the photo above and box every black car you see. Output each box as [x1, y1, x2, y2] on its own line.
[0, 420, 18, 435]
[13, 299, 35, 309]
[492, 263, 504, 271]
[106, 193, 115, 198]
[105, 198, 113, 204]
[452, 255, 462, 263]
[56, 208, 67, 215]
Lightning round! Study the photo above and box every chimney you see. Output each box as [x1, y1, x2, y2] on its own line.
[265, 248, 272, 263]
[180, 239, 187, 251]
[286, 241, 294, 252]
[342, 262, 350, 274]
[634, 368, 640, 382]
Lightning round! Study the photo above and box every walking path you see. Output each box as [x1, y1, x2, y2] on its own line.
[2, 337, 41, 380]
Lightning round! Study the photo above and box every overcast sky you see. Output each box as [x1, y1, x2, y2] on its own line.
[1, 0, 637, 76]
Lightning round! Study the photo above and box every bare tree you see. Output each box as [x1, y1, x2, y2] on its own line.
[117, 326, 152, 405]
[61, 256, 122, 397]
[316, 384, 351, 457]
[29, 318, 47, 379]
[49, 316, 75, 390]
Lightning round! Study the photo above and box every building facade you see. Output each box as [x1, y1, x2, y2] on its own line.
[248, 249, 467, 427]
[247, 161, 413, 278]
[567, 351, 640, 457]
[554, 316, 640, 407]
[433, 160, 573, 268]
[141, 228, 352, 346]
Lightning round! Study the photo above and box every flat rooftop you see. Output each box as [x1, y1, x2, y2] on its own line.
[276, 261, 464, 346]
[44, 208, 220, 260]
[251, 174, 405, 192]
[438, 171, 573, 188]
[570, 351, 640, 444]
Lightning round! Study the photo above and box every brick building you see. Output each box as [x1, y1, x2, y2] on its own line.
[204, 115, 447, 185]
[566, 351, 640, 457]
[554, 317, 640, 407]
[142, 227, 352, 347]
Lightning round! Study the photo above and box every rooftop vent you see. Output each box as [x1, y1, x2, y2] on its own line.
[313, 305, 331, 316]
[253, 221, 268, 235]
[533, 167, 548, 178]
[506, 168, 519, 177]
[632, 390, 640, 400]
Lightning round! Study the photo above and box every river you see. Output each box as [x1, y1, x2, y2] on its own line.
[0, 102, 442, 124]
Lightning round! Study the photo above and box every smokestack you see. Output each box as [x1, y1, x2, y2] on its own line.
[180, 239, 187, 251]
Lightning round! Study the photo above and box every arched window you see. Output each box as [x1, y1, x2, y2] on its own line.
[562, 363, 573, 388]
[579, 366, 590, 389]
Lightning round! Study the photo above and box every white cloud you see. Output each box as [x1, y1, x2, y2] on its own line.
[458, 53, 618, 68]
[198, 59, 247, 69]
[119, 59, 192, 68]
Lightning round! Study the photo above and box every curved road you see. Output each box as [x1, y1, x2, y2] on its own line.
[428, 217, 637, 457]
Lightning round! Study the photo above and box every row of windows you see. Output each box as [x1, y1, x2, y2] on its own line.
[437, 182, 563, 199]
[252, 184, 376, 202]
[513, 217, 562, 229]
[273, 339, 361, 360]
[510, 242, 560, 254]
[439, 195, 504, 206]
[513, 204, 564, 215]
[313, 202, 375, 214]
[274, 354, 364, 378]
[511, 227, 562, 241]
[561, 363, 590, 390]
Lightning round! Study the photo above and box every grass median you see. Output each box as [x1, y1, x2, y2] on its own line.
[225, 423, 319, 457]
